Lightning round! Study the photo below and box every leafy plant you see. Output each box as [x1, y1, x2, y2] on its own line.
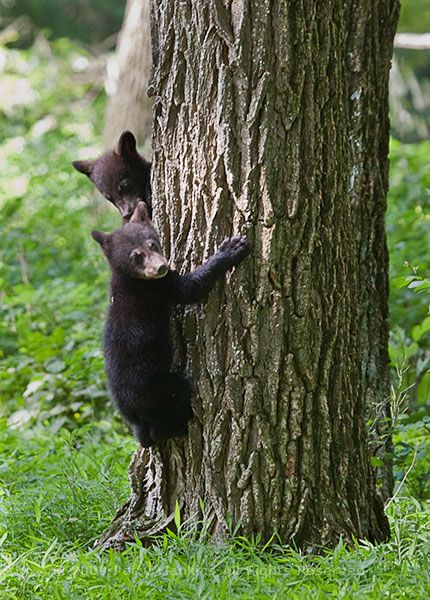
[387, 140, 430, 406]
[0, 34, 123, 434]
[387, 140, 430, 500]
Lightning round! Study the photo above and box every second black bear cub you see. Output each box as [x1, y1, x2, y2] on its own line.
[73, 131, 152, 220]
[92, 201, 250, 447]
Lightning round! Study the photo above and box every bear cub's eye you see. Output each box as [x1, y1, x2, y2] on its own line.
[118, 178, 132, 193]
[130, 249, 144, 264]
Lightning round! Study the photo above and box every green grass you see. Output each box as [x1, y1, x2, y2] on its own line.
[0, 422, 429, 599]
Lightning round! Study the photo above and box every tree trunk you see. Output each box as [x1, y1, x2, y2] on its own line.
[96, 0, 399, 551]
[103, 0, 152, 149]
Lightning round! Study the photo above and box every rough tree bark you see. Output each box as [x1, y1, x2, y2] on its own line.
[103, 0, 152, 148]
[97, 0, 399, 550]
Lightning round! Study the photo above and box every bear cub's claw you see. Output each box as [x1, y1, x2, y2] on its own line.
[218, 235, 250, 267]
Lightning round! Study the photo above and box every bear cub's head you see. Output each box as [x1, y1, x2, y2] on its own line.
[73, 131, 152, 220]
[92, 202, 168, 280]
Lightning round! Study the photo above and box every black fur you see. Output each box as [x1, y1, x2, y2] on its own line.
[93, 202, 250, 447]
[72, 131, 152, 220]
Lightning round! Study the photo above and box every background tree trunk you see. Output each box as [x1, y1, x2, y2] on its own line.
[97, 0, 399, 550]
[103, 0, 152, 149]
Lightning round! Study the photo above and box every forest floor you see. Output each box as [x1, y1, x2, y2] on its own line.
[0, 422, 429, 599]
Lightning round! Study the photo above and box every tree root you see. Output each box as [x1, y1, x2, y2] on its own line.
[94, 446, 177, 551]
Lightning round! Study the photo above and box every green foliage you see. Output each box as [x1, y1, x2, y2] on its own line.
[387, 140, 430, 405]
[387, 139, 430, 501]
[0, 35, 123, 434]
[398, 0, 430, 34]
[394, 416, 430, 500]
[1, 0, 126, 46]
[388, 141, 430, 285]
[0, 422, 429, 598]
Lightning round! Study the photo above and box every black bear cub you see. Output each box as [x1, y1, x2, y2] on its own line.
[73, 131, 152, 220]
[92, 201, 250, 447]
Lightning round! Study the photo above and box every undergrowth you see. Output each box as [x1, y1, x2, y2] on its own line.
[0, 422, 429, 599]
[0, 34, 123, 435]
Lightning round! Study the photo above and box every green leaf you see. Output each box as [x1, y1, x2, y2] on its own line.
[174, 500, 181, 531]
[412, 316, 430, 342]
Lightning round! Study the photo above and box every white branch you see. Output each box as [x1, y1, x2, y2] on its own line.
[394, 33, 430, 49]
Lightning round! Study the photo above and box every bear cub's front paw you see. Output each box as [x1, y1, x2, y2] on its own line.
[217, 235, 250, 267]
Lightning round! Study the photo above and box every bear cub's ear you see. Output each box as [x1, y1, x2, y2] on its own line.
[115, 131, 137, 159]
[91, 230, 111, 249]
[72, 159, 95, 177]
[130, 201, 150, 223]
